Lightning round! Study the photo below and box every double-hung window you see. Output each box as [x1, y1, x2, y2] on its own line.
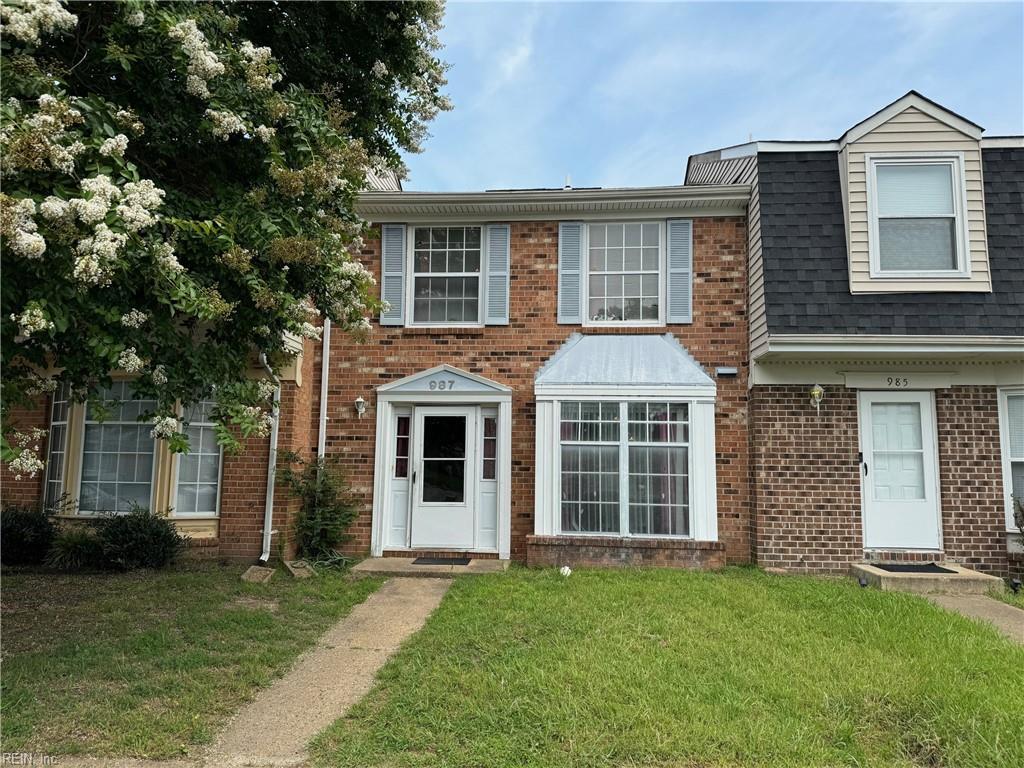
[868, 155, 968, 277]
[586, 222, 662, 323]
[79, 381, 157, 514]
[44, 382, 71, 509]
[174, 400, 222, 517]
[412, 226, 482, 324]
[1000, 389, 1024, 531]
[559, 400, 690, 537]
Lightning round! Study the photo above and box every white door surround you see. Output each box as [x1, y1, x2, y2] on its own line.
[370, 365, 513, 559]
[858, 390, 942, 551]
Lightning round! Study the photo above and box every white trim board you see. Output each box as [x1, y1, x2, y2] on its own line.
[752, 334, 1024, 363]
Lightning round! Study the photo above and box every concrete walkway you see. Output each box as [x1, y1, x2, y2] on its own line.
[926, 594, 1024, 644]
[207, 576, 450, 767]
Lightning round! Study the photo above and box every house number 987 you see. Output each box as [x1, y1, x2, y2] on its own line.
[428, 379, 456, 391]
[887, 377, 910, 388]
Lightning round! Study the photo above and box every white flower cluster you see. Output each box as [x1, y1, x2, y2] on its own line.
[205, 109, 247, 140]
[8, 197, 47, 259]
[115, 108, 145, 134]
[239, 40, 282, 92]
[290, 299, 323, 340]
[7, 427, 48, 480]
[151, 364, 168, 386]
[126, 10, 144, 27]
[254, 124, 276, 143]
[117, 346, 145, 374]
[256, 378, 277, 401]
[150, 415, 180, 440]
[120, 309, 148, 328]
[71, 174, 120, 224]
[74, 223, 127, 286]
[154, 242, 184, 274]
[1, 93, 85, 176]
[116, 179, 164, 231]
[99, 133, 129, 157]
[371, 61, 389, 79]
[0, 0, 77, 44]
[39, 195, 69, 220]
[10, 304, 54, 338]
[168, 18, 225, 98]
[243, 405, 274, 438]
[25, 372, 58, 395]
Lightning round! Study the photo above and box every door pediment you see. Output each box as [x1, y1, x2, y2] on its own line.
[378, 365, 512, 397]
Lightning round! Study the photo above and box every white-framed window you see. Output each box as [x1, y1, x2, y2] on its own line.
[866, 154, 969, 278]
[173, 400, 222, 517]
[44, 382, 71, 509]
[558, 400, 690, 537]
[410, 225, 482, 325]
[999, 388, 1024, 531]
[79, 381, 157, 514]
[394, 414, 411, 478]
[584, 221, 664, 325]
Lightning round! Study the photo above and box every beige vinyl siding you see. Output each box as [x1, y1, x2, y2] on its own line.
[844, 105, 990, 294]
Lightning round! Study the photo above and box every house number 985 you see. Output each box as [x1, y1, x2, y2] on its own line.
[428, 379, 456, 391]
[886, 377, 910, 388]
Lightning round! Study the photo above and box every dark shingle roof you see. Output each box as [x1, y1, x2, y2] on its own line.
[757, 148, 1024, 336]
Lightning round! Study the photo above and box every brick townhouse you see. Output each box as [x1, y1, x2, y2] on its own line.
[5, 92, 1023, 576]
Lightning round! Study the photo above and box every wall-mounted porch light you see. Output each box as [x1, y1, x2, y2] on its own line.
[354, 396, 367, 419]
[809, 384, 825, 415]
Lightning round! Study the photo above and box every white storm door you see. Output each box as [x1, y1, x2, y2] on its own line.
[859, 391, 941, 550]
[411, 407, 477, 549]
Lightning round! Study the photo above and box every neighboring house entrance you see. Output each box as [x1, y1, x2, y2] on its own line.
[858, 391, 942, 550]
[370, 366, 512, 559]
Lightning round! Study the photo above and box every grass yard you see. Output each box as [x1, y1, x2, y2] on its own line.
[1, 563, 382, 759]
[313, 567, 1024, 768]
[992, 585, 1024, 609]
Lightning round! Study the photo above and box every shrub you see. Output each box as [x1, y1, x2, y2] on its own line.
[1, 505, 56, 565]
[45, 526, 105, 571]
[281, 454, 357, 567]
[95, 507, 184, 571]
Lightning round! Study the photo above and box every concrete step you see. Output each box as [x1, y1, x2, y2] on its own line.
[851, 562, 1004, 595]
[352, 557, 510, 578]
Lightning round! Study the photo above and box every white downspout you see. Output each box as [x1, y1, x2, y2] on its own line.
[317, 318, 331, 460]
[258, 352, 281, 565]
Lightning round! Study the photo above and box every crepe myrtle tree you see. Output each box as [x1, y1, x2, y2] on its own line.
[0, 0, 450, 480]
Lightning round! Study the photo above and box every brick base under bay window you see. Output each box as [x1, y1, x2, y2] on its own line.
[526, 535, 726, 569]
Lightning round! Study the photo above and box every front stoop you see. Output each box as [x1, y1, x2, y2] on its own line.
[352, 557, 510, 577]
[851, 562, 1003, 595]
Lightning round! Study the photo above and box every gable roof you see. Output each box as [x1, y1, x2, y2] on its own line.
[838, 90, 983, 146]
[535, 333, 715, 389]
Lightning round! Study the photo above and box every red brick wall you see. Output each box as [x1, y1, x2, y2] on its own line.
[1, 399, 49, 508]
[316, 217, 752, 563]
[750, 384, 1010, 576]
[750, 386, 863, 572]
[935, 386, 1009, 575]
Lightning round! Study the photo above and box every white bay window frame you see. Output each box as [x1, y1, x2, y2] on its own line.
[865, 153, 971, 280]
[534, 388, 718, 542]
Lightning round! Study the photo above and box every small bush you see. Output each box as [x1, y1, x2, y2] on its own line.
[96, 507, 184, 571]
[45, 526, 105, 571]
[1, 505, 56, 565]
[282, 454, 356, 567]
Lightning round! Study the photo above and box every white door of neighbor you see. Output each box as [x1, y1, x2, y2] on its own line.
[858, 391, 941, 550]
[410, 406, 477, 549]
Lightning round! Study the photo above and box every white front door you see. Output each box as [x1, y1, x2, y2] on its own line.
[859, 391, 941, 550]
[410, 406, 477, 549]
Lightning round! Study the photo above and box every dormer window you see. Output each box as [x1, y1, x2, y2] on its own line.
[867, 155, 969, 278]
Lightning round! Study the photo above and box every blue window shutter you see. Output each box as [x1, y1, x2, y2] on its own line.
[380, 224, 406, 325]
[485, 224, 510, 325]
[557, 222, 583, 324]
[666, 219, 693, 324]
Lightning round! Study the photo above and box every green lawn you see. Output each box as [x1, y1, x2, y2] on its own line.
[313, 567, 1024, 768]
[1, 563, 382, 759]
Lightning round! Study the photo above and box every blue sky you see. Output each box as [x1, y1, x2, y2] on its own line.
[403, 1, 1024, 190]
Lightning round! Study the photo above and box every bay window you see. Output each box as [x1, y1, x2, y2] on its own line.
[558, 400, 691, 537]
